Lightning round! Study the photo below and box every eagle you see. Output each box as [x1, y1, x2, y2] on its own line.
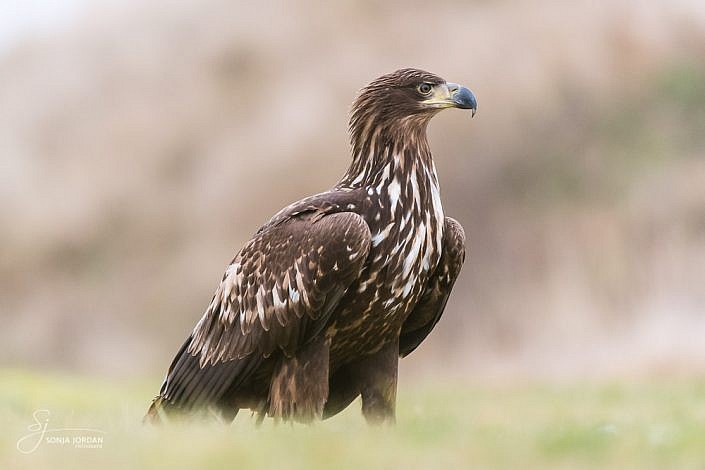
[146, 68, 477, 424]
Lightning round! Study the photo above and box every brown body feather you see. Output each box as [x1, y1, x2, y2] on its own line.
[146, 68, 474, 423]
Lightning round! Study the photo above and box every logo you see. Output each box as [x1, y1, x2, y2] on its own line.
[16, 410, 106, 454]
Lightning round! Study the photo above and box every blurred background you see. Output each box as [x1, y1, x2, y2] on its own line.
[1, 0, 704, 383]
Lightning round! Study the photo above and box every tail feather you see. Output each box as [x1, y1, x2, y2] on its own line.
[144, 396, 167, 424]
[144, 335, 262, 423]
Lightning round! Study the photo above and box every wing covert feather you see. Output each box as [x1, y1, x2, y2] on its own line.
[189, 211, 371, 365]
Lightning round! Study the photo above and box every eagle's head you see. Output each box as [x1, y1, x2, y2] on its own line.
[350, 68, 477, 140]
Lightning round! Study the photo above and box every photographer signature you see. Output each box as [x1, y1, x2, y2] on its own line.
[16, 410, 106, 454]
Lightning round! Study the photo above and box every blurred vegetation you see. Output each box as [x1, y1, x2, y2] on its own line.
[3, 370, 705, 469]
[0, 0, 704, 380]
[500, 61, 705, 208]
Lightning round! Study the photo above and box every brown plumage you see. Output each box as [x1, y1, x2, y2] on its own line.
[146, 68, 477, 424]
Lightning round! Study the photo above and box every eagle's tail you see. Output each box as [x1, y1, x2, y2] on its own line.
[144, 335, 263, 424]
[143, 396, 167, 424]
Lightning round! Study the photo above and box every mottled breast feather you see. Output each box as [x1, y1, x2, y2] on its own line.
[399, 217, 466, 357]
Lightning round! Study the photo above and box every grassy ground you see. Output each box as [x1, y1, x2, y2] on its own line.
[2, 370, 705, 469]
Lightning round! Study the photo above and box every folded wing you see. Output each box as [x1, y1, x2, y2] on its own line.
[154, 211, 372, 414]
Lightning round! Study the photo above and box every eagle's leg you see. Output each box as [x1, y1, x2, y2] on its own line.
[355, 340, 399, 424]
[323, 363, 360, 419]
[268, 335, 330, 423]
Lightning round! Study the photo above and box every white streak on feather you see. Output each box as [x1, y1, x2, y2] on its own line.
[273, 284, 285, 309]
[391, 242, 403, 256]
[256, 284, 266, 327]
[403, 222, 425, 278]
[388, 178, 401, 214]
[239, 307, 246, 326]
[371, 222, 394, 247]
[294, 262, 309, 306]
[399, 212, 411, 231]
[401, 279, 414, 298]
[376, 162, 392, 194]
[409, 168, 420, 208]
[351, 172, 364, 185]
[289, 286, 300, 303]
[428, 164, 445, 252]
[221, 263, 239, 303]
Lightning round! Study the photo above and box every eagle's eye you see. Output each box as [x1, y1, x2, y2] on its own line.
[417, 83, 433, 96]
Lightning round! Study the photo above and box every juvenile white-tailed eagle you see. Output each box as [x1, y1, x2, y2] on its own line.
[146, 68, 477, 424]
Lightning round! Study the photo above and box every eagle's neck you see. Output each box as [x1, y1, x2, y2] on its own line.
[338, 118, 436, 190]
[338, 115, 446, 288]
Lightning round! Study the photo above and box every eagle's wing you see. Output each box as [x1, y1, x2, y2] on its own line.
[399, 217, 465, 357]
[155, 211, 371, 413]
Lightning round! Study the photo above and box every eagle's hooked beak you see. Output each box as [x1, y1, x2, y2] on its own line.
[447, 83, 477, 117]
[422, 83, 478, 117]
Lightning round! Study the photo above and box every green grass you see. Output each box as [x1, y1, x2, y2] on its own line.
[2, 370, 705, 469]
